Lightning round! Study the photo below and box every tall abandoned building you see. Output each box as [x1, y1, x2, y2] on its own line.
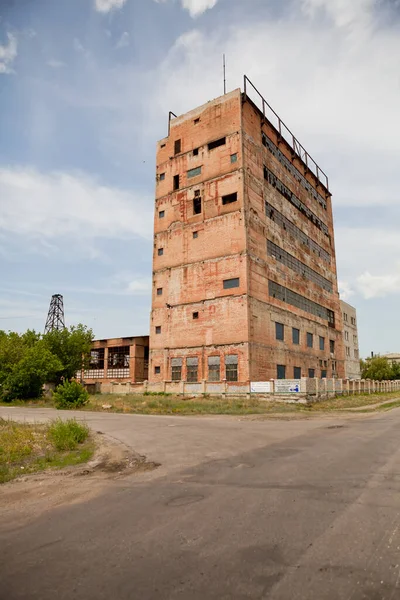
[150, 79, 345, 383]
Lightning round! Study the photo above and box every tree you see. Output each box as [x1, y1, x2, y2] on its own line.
[43, 324, 93, 383]
[360, 356, 394, 381]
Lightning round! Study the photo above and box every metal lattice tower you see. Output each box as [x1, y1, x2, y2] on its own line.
[44, 294, 66, 333]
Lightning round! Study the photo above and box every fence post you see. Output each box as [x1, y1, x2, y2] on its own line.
[180, 380, 185, 396]
[314, 377, 319, 398]
[201, 379, 206, 395]
[223, 378, 228, 397]
[338, 378, 343, 396]
[144, 380, 148, 393]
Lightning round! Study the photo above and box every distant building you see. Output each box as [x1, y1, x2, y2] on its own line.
[340, 301, 361, 379]
[382, 353, 400, 365]
[81, 336, 149, 385]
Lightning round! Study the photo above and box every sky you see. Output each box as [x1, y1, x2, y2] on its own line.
[1, 0, 400, 357]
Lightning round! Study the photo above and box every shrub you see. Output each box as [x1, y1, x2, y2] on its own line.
[53, 380, 89, 409]
[47, 418, 90, 451]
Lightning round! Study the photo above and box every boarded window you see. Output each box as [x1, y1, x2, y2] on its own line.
[292, 328, 300, 345]
[223, 278, 239, 289]
[174, 139, 181, 155]
[208, 356, 220, 382]
[193, 197, 202, 214]
[222, 192, 237, 205]
[171, 357, 182, 381]
[276, 322, 284, 341]
[225, 354, 238, 382]
[208, 137, 226, 150]
[307, 333, 313, 348]
[188, 166, 202, 178]
[277, 364, 286, 379]
[294, 367, 301, 379]
[186, 357, 198, 382]
[173, 175, 180, 190]
[230, 153, 238, 163]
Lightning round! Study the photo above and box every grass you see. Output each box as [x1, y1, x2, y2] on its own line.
[0, 418, 93, 484]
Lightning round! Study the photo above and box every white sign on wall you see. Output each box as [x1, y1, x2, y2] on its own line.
[250, 381, 272, 393]
[274, 379, 301, 394]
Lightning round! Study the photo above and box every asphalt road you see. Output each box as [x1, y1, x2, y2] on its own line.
[1, 407, 400, 600]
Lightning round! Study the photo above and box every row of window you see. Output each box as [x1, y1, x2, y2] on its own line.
[265, 201, 331, 263]
[154, 355, 239, 382]
[267, 239, 333, 293]
[262, 132, 327, 210]
[89, 347, 130, 369]
[154, 278, 239, 305]
[343, 312, 357, 326]
[173, 135, 228, 157]
[275, 322, 335, 352]
[346, 347, 359, 359]
[157, 190, 238, 220]
[344, 331, 358, 344]
[264, 166, 329, 236]
[269, 280, 335, 327]
[277, 365, 329, 379]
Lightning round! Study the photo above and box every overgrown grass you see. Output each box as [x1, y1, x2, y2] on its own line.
[0, 418, 93, 484]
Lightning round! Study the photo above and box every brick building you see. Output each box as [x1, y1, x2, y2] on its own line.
[340, 301, 361, 379]
[82, 336, 149, 385]
[150, 79, 345, 383]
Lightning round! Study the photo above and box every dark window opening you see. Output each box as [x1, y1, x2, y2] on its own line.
[193, 312, 199, 320]
[307, 332, 313, 348]
[321, 370, 327, 378]
[154, 366, 161, 375]
[294, 367, 301, 379]
[193, 148, 199, 156]
[171, 358, 182, 381]
[319, 336, 325, 351]
[308, 368, 315, 378]
[158, 248, 164, 256]
[173, 174, 180, 190]
[161, 143, 166, 148]
[208, 137, 226, 151]
[155, 326, 161, 334]
[330, 340, 335, 354]
[159, 210, 165, 218]
[156, 288, 163, 296]
[186, 357, 198, 382]
[159, 173, 165, 181]
[230, 153, 238, 163]
[226, 355, 238, 381]
[208, 356, 220, 382]
[276, 322, 284, 341]
[174, 139, 181, 155]
[188, 166, 202, 178]
[222, 192, 238, 205]
[223, 278, 239, 289]
[292, 328, 300, 345]
[108, 346, 130, 371]
[277, 364, 286, 379]
[193, 231, 198, 239]
[193, 197, 202, 214]
[194, 118, 200, 124]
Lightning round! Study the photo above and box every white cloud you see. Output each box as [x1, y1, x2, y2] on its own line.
[94, 0, 127, 13]
[47, 59, 65, 68]
[0, 167, 153, 241]
[116, 31, 130, 49]
[339, 281, 355, 301]
[357, 270, 400, 299]
[154, 0, 219, 18]
[0, 33, 17, 74]
[300, 0, 377, 27]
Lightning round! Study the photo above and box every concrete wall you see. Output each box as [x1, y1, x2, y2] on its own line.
[341, 300, 361, 379]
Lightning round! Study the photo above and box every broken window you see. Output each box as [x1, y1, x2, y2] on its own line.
[159, 210, 165, 218]
[173, 175, 180, 190]
[294, 367, 301, 379]
[223, 278, 239, 289]
[171, 357, 182, 381]
[230, 153, 238, 163]
[330, 340, 335, 354]
[277, 364, 286, 380]
[208, 356, 220, 382]
[174, 139, 181, 155]
[89, 348, 105, 369]
[156, 288, 163, 296]
[193, 148, 199, 156]
[192, 312, 199, 320]
[226, 355, 238, 381]
[193, 196, 202, 214]
[158, 248, 164, 256]
[208, 137, 226, 151]
[276, 322, 284, 341]
[155, 326, 161, 334]
[154, 366, 161, 375]
[186, 357, 198, 382]
[222, 192, 237, 205]
[159, 173, 165, 181]
[107, 346, 130, 377]
[188, 166, 202, 179]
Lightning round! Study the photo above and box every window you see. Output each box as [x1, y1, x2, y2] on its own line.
[308, 368, 315, 378]
[319, 336, 325, 351]
[174, 139, 181, 155]
[158, 248, 164, 256]
[159, 210, 165, 218]
[171, 357, 182, 381]
[321, 370, 327, 378]
[268, 280, 335, 326]
[307, 333, 313, 348]
[154, 366, 161, 375]
[193, 312, 199, 320]
[193, 196, 202, 214]
[332, 360, 337, 373]
[276, 322, 284, 341]
[230, 153, 238, 163]
[208, 137, 226, 150]
[208, 356, 220, 382]
[222, 192, 238, 205]
[277, 365, 286, 379]
[346, 346, 350, 357]
[345, 331, 349, 341]
[188, 166, 202, 179]
[294, 367, 301, 379]
[107, 346, 130, 378]
[173, 174, 180, 190]
[351, 317, 356, 326]
[292, 328, 300, 345]
[186, 357, 198, 382]
[193, 231, 198, 239]
[354, 349, 359, 359]
[194, 118, 200, 124]
[161, 143, 166, 148]
[225, 355, 238, 381]
[223, 278, 239, 289]
[193, 148, 199, 156]
[155, 326, 161, 334]
[330, 340, 335, 354]
[86, 348, 105, 377]
[343, 313, 348, 322]
[159, 173, 165, 181]
[353, 335, 357, 345]
[156, 288, 163, 296]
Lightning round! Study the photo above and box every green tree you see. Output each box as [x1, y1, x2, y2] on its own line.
[43, 324, 93, 383]
[360, 356, 393, 381]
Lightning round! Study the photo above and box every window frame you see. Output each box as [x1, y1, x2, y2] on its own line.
[292, 327, 300, 345]
[307, 332, 313, 348]
[275, 322, 285, 341]
[223, 278, 240, 290]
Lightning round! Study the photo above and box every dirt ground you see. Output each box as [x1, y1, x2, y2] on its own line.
[0, 432, 159, 529]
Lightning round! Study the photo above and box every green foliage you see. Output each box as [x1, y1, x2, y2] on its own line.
[360, 356, 400, 381]
[46, 418, 89, 450]
[43, 324, 93, 383]
[53, 380, 89, 409]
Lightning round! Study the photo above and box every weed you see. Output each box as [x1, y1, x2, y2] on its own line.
[53, 381, 89, 410]
[47, 419, 89, 450]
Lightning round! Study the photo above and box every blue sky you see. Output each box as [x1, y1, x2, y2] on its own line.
[1, 0, 400, 356]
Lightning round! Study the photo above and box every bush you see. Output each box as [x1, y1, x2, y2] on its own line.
[53, 380, 89, 409]
[47, 418, 90, 451]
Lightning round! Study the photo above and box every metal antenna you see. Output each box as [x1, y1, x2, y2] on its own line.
[223, 54, 226, 94]
[44, 294, 66, 333]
